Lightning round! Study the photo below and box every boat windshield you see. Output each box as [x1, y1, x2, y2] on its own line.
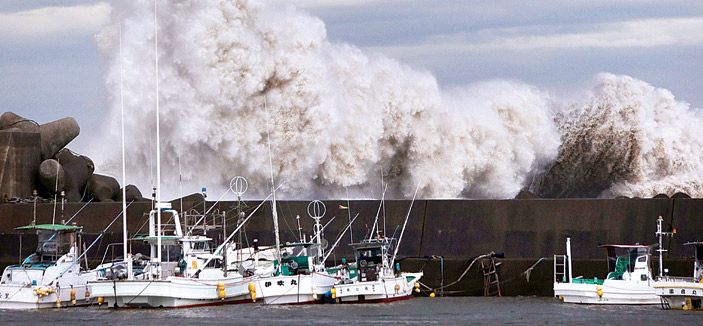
[36, 229, 75, 255]
[356, 246, 383, 267]
[205, 258, 222, 268]
[161, 244, 181, 262]
[192, 241, 209, 251]
[606, 247, 648, 279]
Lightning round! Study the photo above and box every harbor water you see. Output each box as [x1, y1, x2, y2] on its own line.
[1, 297, 700, 325]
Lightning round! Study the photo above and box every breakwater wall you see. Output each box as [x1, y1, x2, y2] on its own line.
[1, 198, 701, 295]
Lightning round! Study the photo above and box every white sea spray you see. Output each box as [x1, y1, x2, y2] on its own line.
[92, 1, 701, 199]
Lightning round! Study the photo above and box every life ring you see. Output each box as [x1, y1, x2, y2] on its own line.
[359, 259, 368, 268]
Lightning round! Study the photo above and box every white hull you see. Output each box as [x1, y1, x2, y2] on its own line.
[256, 273, 337, 305]
[0, 284, 91, 309]
[0, 245, 98, 310]
[655, 280, 703, 310]
[334, 272, 422, 303]
[554, 280, 658, 304]
[90, 275, 255, 308]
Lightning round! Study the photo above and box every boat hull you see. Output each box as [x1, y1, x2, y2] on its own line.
[554, 280, 658, 304]
[0, 284, 91, 310]
[655, 280, 703, 310]
[256, 273, 337, 305]
[89, 276, 255, 308]
[334, 272, 422, 303]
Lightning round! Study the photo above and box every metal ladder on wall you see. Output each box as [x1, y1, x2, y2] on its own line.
[481, 257, 502, 297]
[554, 254, 567, 292]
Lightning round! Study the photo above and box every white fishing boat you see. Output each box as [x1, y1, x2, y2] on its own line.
[553, 238, 658, 304]
[655, 242, 703, 310]
[89, 205, 259, 308]
[0, 224, 97, 309]
[255, 242, 338, 305]
[332, 187, 423, 303]
[255, 201, 340, 305]
[333, 238, 422, 303]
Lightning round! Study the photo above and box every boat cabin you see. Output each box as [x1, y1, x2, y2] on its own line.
[1, 224, 82, 286]
[180, 236, 223, 277]
[599, 244, 653, 281]
[17, 224, 81, 265]
[350, 238, 393, 282]
[277, 242, 322, 275]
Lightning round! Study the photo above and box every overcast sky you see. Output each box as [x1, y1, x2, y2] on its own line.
[1, 0, 702, 154]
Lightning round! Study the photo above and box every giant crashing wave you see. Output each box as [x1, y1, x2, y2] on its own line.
[91, 0, 703, 200]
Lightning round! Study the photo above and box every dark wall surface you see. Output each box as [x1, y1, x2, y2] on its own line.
[0, 198, 699, 263]
[1, 198, 700, 296]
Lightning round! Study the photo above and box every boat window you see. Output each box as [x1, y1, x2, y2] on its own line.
[193, 241, 209, 251]
[637, 256, 646, 262]
[161, 245, 181, 262]
[288, 245, 307, 257]
[206, 259, 221, 268]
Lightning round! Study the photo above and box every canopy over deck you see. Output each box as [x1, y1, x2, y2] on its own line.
[15, 224, 82, 231]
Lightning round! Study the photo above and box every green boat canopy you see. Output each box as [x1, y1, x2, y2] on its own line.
[15, 224, 82, 231]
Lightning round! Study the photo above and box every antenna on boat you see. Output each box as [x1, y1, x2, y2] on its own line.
[264, 96, 282, 269]
[369, 183, 388, 240]
[154, 0, 163, 279]
[390, 184, 419, 267]
[656, 215, 675, 278]
[308, 200, 326, 259]
[51, 159, 60, 225]
[230, 176, 248, 261]
[178, 142, 183, 218]
[381, 170, 386, 237]
[32, 189, 37, 226]
[345, 187, 353, 243]
[296, 215, 303, 242]
[119, 22, 133, 279]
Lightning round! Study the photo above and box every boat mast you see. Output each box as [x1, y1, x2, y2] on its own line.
[566, 237, 573, 283]
[382, 171, 386, 237]
[119, 23, 133, 279]
[369, 184, 388, 240]
[346, 187, 353, 243]
[655, 215, 674, 277]
[308, 200, 326, 259]
[154, 0, 162, 279]
[390, 184, 419, 266]
[264, 97, 282, 267]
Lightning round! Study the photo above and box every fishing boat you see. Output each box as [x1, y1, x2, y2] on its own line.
[0, 224, 97, 309]
[254, 200, 340, 305]
[553, 238, 658, 304]
[89, 204, 261, 308]
[255, 242, 338, 304]
[655, 242, 703, 310]
[332, 237, 423, 303]
[331, 186, 423, 303]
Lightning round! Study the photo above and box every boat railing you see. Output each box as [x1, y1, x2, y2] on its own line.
[656, 275, 698, 283]
[99, 242, 126, 266]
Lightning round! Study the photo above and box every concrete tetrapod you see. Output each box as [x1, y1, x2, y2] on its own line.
[39, 117, 79, 161]
[86, 174, 120, 202]
[38, 159, 66, 193]
[54, 149, 94, 202]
